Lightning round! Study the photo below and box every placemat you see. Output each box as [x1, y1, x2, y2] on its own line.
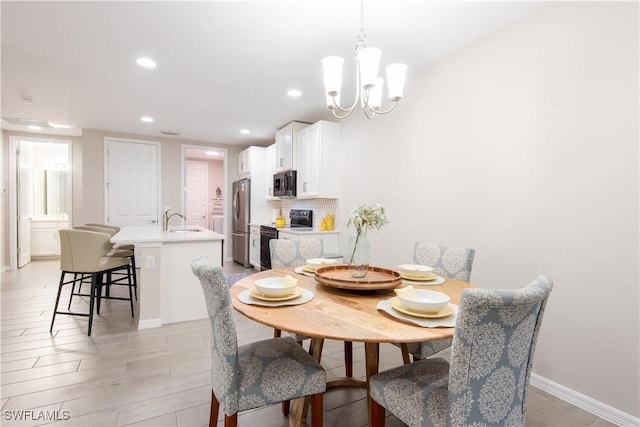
[376, 298, 458, 328]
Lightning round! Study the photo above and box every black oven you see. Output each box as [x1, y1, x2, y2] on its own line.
[260, 226, 278, 270]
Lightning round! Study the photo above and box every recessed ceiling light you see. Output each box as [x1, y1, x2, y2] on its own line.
[49, 122, 71, 129]
[28, 125, 41, 130]
[141, 116, 154, 123]
[240, 129, 250, 135]
[287, 89, 302, 97]
[136, 57, 156, 68]
[205, 151, 220, 156]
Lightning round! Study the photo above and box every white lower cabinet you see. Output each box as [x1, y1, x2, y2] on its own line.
[31, 219, 68, 257]
[249, 225, 261, 269]
[276, 231, 339, 255]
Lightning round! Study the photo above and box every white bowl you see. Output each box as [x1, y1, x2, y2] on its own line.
[398, 264, 435, 279]
[304, 258, 338, 272]
[254, 277, 298, 297]
[397, 289, 450, 313]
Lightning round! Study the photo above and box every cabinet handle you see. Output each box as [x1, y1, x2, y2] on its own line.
[303, 182, 307, 192]
[279, 158, 283, 167]
[268, 188, 272, 196]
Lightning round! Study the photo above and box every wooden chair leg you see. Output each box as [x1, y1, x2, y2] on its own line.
[281, 400, 290, 415]
[209, 390, 220, 427]
[400, 343, 411, 365]
[344, 341, 353, 377]
[273, 328, 282, 338]
[223, 413, 238, 427]
[310, 392, 323, 427]
[370, 398, 386, 427]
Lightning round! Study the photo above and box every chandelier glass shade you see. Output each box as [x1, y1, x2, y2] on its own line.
[322, 1, 407, 119]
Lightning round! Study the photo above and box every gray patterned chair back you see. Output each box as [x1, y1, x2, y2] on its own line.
[191, 256, 241, 416]
[414, 242, 476, 282]
[447, 275, 553, 426]
[269, 238, 323, 268]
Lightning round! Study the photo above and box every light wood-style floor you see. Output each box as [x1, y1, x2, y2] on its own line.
[1, 259, 614, 427]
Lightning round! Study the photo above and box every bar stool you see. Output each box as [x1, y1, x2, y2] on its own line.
[50, 229, 134, 336]
[83, 224, 138, 296]
[71, 225, 137, 303]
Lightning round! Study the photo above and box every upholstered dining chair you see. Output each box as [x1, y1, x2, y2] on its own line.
[50, 229, 133, 336]
[270, 238, 354, 371]
[370, 275, 553, 427]
[269, 238, 323, 343]
[398, 242, 476, 364]
[191, 256, 326, 427]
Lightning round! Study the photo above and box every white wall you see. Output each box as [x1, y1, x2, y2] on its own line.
[337, 2, 638, 419]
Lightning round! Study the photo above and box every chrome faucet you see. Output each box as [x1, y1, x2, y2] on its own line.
[163, 209, 185, 231]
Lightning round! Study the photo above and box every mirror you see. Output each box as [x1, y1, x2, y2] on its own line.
[45, 170, 67, 215]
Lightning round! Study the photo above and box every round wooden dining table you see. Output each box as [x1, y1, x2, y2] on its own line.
[231, 266, 473, 427]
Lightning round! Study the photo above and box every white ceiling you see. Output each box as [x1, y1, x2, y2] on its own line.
[1, 1, 546, 146]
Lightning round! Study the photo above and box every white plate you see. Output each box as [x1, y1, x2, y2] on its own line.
[251, 287, 301, 301]
[294, 266, 315, 277]
[391, 298, 454, 318]
[402, 275, 445, 286]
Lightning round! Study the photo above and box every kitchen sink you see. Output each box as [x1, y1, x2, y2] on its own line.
[169, 228, 203, 233]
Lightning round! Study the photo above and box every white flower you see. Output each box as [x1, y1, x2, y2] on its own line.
[347, 203, 389, 234]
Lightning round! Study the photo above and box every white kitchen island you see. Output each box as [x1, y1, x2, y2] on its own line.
[112, 226, 224, 329]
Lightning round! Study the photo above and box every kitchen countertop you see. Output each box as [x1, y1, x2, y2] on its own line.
[111, 225, 225, 244]
[249, 223, 339, 234]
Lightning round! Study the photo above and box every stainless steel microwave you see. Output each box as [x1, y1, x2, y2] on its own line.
[273, 170, 296, 197]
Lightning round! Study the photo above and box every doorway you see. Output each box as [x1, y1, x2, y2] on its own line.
[8, 136, 72, 269]
[181, 145, 227, 253]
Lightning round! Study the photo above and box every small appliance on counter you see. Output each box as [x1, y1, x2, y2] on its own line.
[289, 209, 313, 230]
[273, 170, 296, 197]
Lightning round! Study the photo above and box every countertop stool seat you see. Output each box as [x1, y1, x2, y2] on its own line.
[50, 229, 134, 336]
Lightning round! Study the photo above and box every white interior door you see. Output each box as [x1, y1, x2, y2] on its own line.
[106, 138, 159, 226]
[17, 147, 32, 267]
[186, 161, 208, 227]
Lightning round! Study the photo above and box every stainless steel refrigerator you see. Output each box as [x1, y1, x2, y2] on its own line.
[232, 178, 251, 267]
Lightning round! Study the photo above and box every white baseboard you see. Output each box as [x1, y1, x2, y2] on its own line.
[137, 318, 162, 329]
[531, 374, 639, 426]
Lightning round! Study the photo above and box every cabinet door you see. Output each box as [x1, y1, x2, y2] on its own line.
[31, 227, 58, 256]
[264, 144, 277, 200]
[275, 126, 293, 171]
[238, 149, 250, 176]
[277, 231, 299, 240]
[297, 124, 321, 197]
[249, 233, 260, 268]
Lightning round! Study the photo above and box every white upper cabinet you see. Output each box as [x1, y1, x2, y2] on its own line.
[264, 143, 277, 200]
[274, 121, 309, 172]
[238, 146, 265, 178]
[296, 121, 340, 199]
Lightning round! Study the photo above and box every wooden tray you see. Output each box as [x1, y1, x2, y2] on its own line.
[314, 265, 402, 290]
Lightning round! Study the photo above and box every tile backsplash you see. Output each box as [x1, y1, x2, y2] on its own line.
[279, 199, 338, 229]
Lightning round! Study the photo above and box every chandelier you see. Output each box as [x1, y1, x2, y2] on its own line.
[322, 0, 407, 119]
